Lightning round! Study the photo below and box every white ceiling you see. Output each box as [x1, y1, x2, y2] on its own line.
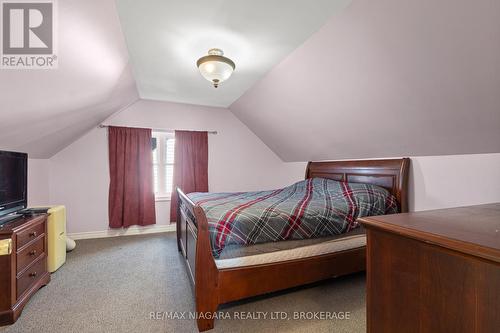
[116, 0, 351, 107]
[0, 0, 138, 158]
[5, 0, 496, 162]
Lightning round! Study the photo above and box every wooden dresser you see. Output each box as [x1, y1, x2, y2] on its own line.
[0, 214, 50, 326]
[359, 203, 500, 333]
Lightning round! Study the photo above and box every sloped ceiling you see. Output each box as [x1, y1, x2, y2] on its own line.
[0, 0, 138, 158]
[231, 0, 500, 162]
[115, 0, 351, 107]
[3, 0, 499, 161]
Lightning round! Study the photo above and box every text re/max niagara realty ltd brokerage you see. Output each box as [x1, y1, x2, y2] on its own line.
[150, 311, 352, 321]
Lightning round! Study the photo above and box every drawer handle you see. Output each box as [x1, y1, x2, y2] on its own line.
[29, 250, 37, 256]
[29, 231, 37, 237]
[29, 272, 37, 278]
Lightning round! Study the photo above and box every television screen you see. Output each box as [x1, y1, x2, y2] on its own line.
[0, 151, 28, 219]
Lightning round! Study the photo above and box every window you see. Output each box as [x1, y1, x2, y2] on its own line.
[152, 132, 175, 200]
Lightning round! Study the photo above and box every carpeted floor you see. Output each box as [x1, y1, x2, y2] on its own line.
[0, 233, 366, 333]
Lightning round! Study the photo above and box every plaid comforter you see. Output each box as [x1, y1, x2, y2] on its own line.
[187, 178, 398, 258]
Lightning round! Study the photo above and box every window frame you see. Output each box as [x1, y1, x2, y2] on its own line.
[152, 131, 175, 201]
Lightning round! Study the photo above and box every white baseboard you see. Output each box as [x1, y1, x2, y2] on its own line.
[68, 224, 176, 240]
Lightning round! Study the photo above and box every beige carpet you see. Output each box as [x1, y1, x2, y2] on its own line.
[0, 233, 366, 333]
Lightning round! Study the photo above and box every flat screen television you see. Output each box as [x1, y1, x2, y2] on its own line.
[0, 150, 28, 222]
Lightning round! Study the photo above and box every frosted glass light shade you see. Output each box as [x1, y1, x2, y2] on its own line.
[197, 49, 235, 88]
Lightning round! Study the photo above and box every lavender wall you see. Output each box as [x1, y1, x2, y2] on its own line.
[48, 100, 304, 234]
[231, 0, 500, 162]
[27, 159, 50, 206]
[30, 151, 500, 236]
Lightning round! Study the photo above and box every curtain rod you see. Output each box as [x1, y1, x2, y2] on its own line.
[97, 124, 217, 135]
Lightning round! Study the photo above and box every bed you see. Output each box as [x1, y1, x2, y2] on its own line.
[176, 158, 410, 331]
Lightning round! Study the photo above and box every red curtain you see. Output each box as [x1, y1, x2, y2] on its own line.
[170, 130, 209, 222]
[108, 126, 156, 228]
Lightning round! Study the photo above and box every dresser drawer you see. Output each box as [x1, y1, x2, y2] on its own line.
[17, 236, 45, 274]
[17, 255, 46, 298]
[16, 222, 44, 249]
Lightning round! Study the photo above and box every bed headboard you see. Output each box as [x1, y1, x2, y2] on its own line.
[305, 158, 410, 213]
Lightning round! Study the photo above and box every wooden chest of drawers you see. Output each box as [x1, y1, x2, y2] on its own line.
[360, 204, 500, 333]
[0, 214, 51, 326]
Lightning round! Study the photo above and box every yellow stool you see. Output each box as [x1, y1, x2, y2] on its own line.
[46, 206, 67, 272]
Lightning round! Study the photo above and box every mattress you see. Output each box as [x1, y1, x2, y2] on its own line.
[215, 228, 366, 269]
[187, 178, 397, 258]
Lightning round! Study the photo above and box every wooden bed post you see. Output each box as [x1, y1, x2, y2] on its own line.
[193, 206, 220, 332]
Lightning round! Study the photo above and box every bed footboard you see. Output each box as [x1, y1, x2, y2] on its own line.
[176, 188, 220, 331]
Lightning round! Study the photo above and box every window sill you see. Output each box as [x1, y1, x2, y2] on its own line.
[155, 195, 172, 202]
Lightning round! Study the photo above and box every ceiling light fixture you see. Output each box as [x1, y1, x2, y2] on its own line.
[196, 48, 235, 88]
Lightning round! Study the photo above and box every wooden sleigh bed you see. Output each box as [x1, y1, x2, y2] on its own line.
[176, 158, 410, 331]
